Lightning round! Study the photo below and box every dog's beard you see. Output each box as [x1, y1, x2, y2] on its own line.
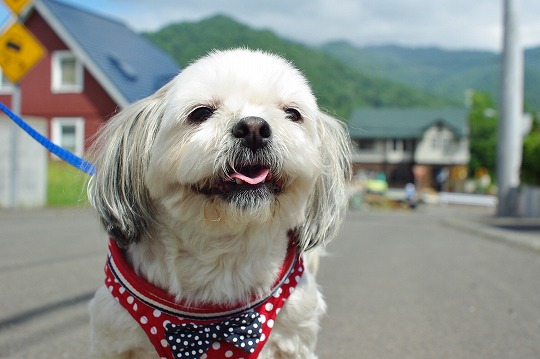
[192, 146, 287, 219]
[147, 137, 320, 236]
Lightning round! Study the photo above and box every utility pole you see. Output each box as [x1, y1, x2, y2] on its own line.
[497, 0, 524, 217]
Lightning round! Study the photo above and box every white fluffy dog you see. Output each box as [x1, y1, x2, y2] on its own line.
[88, 48, 351, 359]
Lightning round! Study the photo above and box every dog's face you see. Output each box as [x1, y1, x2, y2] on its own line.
[146, 50, 323, 229]
[89, 49, 351, 249]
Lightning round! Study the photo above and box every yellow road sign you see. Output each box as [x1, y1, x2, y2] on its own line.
[0, 22, 45, 83]
[3, 0, 33, 15]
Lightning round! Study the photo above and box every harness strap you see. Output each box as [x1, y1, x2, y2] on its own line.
[105, 239, 304, 359]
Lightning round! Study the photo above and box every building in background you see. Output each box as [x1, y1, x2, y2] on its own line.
[348, 108, 469, 191]
[0, 0, 179, 158]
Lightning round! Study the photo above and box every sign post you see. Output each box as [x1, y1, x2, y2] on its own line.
[8, 84, 20, 208]
[0, 0, 44, 208]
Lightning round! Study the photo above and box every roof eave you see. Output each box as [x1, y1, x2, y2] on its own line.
[34, 0, 129, 108]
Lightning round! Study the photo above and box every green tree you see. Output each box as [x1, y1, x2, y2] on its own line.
[468, 91, 498, 177]
[522, 114, 540, 185]
[469, 92, 540, 186]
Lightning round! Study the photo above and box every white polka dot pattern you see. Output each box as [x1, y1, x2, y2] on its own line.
[164, 311, 263, 357]
[104, 239, 304, 359]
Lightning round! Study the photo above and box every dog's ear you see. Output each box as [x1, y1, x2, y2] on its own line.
[295, 112, 352, 251]
[87, 84, 171, 248]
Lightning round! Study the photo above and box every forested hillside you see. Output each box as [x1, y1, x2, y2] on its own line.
[143, 15, 450, 119]
[321, 41, 540, 110]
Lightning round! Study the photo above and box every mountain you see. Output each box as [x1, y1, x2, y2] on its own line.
[321, 41, 540, 110]
[143, 15, 451, 119]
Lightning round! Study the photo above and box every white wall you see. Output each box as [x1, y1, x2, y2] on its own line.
[415, 126, 469, 165]
[0, 116, 47, 208]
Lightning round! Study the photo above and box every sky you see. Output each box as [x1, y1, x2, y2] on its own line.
[1, 0, 539, 51]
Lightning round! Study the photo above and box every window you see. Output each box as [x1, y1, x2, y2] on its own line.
[431, 137, 439, 149]
[431, 126, 454, 151]
[442, 138, 452, 153]
[51, 118, 85, 157]
[392, 139, 399, 151]
[354, 139, 375, 151]
[51, 51, 83, 93]
[390, 139, 404, 152]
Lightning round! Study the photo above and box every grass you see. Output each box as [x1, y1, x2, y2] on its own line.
[47, 161, 90, 206]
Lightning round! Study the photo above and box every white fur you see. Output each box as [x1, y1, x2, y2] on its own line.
[88, 49, 351, 358]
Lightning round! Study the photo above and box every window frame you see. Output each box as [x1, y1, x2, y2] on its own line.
[51, 50, 84, 94]
[354, 139, 376, 151]
[51, 117, 85, 158]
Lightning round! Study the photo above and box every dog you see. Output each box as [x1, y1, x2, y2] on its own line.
[87, 48, 351, 359]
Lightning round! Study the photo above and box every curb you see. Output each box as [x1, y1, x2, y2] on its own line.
[441, 217, 540, 254]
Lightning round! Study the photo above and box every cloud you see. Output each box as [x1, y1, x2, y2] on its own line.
[100, 0, 539, 50]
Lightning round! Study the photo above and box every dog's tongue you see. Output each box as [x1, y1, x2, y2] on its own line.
[230, 168, 270, 185]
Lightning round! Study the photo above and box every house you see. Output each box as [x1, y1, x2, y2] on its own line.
[0, 0, 179, 158]
[348, 108, 470, 191]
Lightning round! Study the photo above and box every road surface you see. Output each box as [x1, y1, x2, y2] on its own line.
[0, 206, 539, 358]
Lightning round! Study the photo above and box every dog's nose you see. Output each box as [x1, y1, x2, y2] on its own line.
[232, 117, 272, 150]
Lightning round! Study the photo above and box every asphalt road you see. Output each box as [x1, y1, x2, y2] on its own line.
[317, 207, 540, 359]
[0, 206, 539, 358]
[0, 208, 105, 359]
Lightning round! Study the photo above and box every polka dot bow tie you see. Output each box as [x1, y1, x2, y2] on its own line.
[165, 311, 263, 358]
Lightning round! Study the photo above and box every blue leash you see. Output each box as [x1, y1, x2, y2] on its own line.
[0, 102, 96, 176]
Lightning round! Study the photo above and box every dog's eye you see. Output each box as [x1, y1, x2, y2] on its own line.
[188, 106, 214, 123]
[284, 108, 302, 122]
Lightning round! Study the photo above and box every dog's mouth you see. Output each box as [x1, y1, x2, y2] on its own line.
[194, 164, 285, 198]
[230, 166, 270, 186]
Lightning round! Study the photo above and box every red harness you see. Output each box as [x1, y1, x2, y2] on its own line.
[104, 239, 304, 359]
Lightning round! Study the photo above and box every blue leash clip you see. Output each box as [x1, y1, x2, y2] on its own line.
[0, 102, 96, 176]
